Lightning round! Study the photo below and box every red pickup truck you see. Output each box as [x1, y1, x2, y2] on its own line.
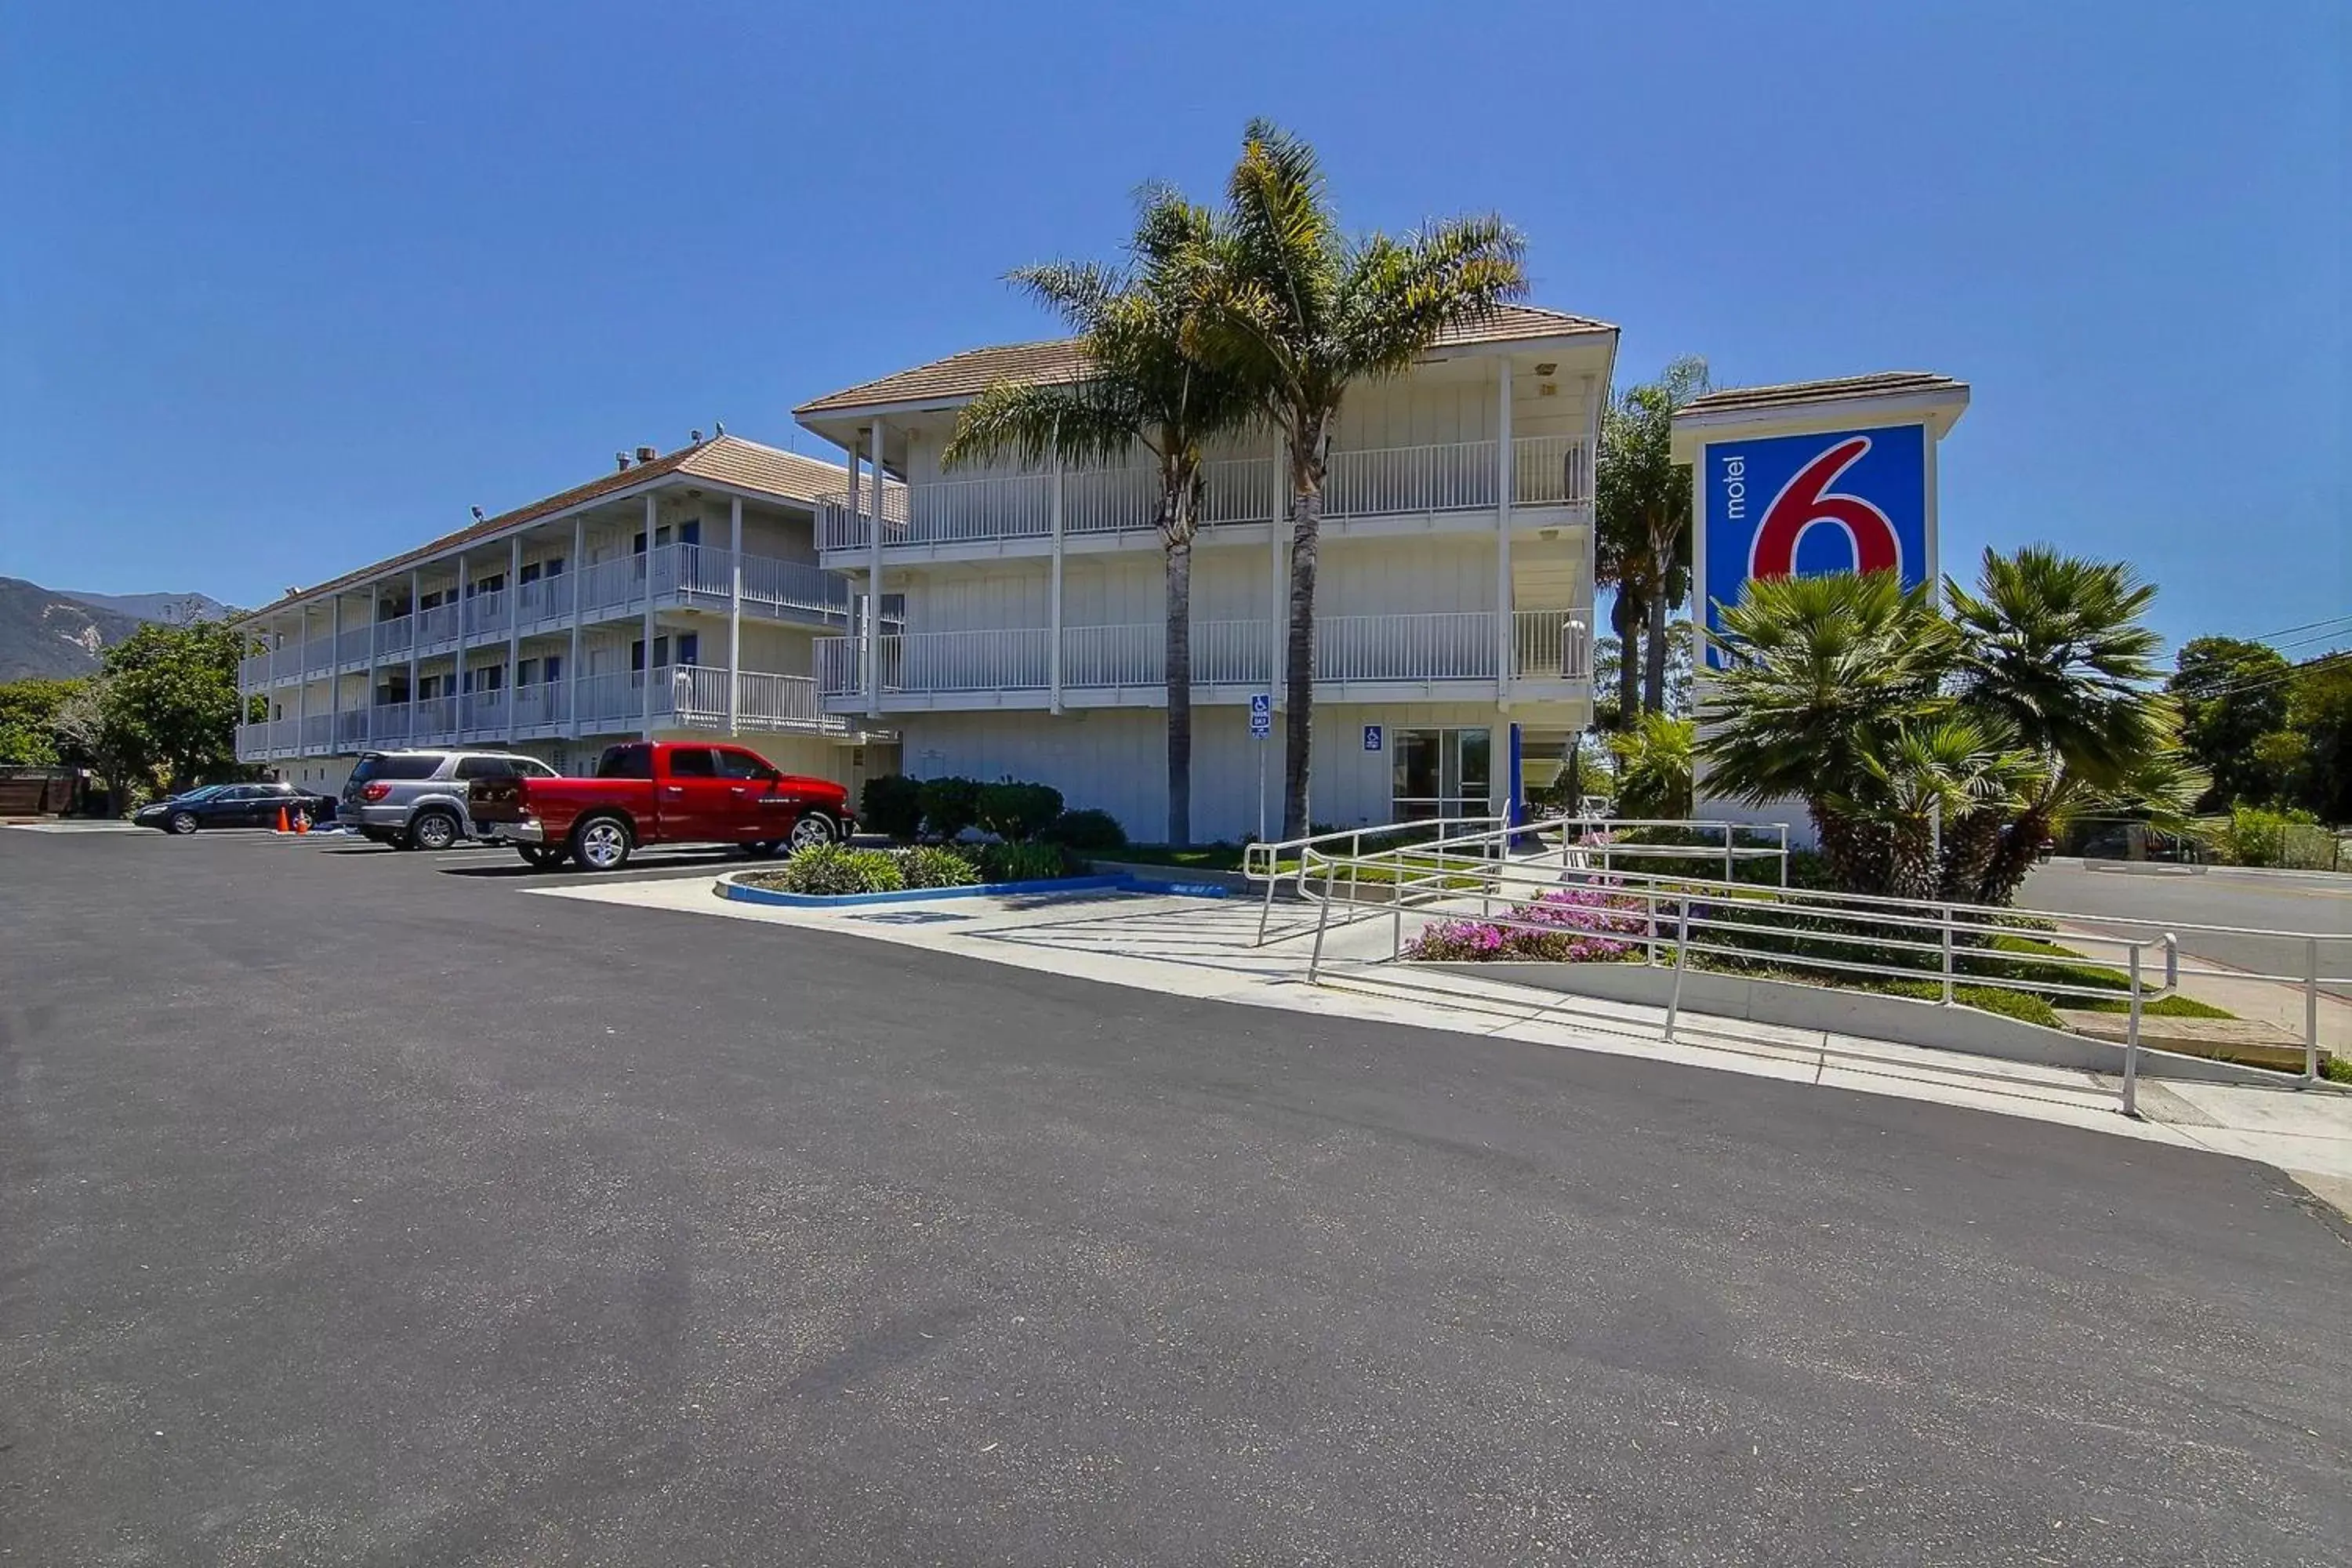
[469, 740, 854, 871]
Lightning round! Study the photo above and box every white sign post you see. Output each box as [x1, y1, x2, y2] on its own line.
[1249, 695, 1272, 843]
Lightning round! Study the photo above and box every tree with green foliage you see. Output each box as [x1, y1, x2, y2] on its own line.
[1595, 356, 1709, 724]
[1697, 548, 2191, 906]
[2286, 653, 2352, 822]
[47, 619, 254, 810]
[942, 191, 1255, 847]
[1608, 712, 1694, 819]
[0, 677, 84, 766]
[1189, 119, 1528, 839]
[2169, 634, 2292, 808]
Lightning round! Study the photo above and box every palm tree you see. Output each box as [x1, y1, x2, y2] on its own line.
[1190, 121, 1528, 839]
[1697, 570, 1957, 893]
[1837, 715, 2041, 901]
[1609, 711, 1694, 819]
[1945, 546, 2183, 903]
[942, 192, 1254, 847]
[1595, 357, 1710, 722]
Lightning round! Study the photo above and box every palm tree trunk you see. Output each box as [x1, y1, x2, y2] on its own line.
[1281, 456, 1323, 841]
[1610, 590, 1642, 730]
[1642, 584, 1669, 713]
[1165, 535, 1192, 848]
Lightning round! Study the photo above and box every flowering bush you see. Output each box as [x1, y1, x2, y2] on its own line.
[1402, 887, 1648, 963]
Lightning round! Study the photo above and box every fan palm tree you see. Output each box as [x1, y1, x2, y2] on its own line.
[1609, 711, 1694, 819]
[1189, 121, 1528, 838]
[1836, 715, 2041, 902]
[1944, 546, 2182, 902]
[942, 192, 1255, 847]
[1697, 571, 1957, 893]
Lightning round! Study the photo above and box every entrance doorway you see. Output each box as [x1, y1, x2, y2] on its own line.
[1391, 727, 1491, 822]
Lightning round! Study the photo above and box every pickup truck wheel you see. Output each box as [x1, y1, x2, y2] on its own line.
[787, 812, 838, 851]
[571, 815, 632, 872]
[408, 810, 460, 851]
[518, 845, 568, 869]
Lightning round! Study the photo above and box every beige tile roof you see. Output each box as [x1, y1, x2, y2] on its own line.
[1675, 372, 1966, 419]
[240, 435, 855, 622]
[793, 305, 1615, 416]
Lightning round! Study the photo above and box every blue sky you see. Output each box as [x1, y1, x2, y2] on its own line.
[1, 1, 2342, 652]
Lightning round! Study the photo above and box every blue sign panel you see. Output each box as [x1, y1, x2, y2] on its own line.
[1363, 724, 1384, 753]
[1700, 423, 1929, 665]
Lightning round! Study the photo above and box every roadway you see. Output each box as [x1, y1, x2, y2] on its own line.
[4, 829, 2347, 1565]
[2024, 857, 2352, 998]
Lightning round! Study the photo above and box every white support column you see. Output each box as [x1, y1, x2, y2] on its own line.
[329, 596, 343, 752]
[641, 493, 659, 740]
[845, 439, 866, 711]
[506, 535, 522, 744]
[298, 608, 312, 756]
[568, 517, 585, 742]
[407, 568, 421, 743]
[367, 583, 381, 746]
[452, 549, 466, 742]
[1497, 354, 1515, 703]
[866, 420, 885, 721]
[267, 612, 282, 758]
[1048, 457, 1064, 714]
[728, 495, 743, 734]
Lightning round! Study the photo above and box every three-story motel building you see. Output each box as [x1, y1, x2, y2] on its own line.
[233, 436, 899, 797]
[792, 304, 1615, 840]
[236, 303, 1613, 841]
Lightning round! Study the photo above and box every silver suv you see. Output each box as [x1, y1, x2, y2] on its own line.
[341, 750, 560, 851]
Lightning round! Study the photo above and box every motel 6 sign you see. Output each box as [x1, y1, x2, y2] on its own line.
[1676, 376, 1968, 670]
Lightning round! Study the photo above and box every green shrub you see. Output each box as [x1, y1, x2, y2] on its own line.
[859, 775, 924, 842]
[980, 840, 1071, 883]
[2212, 804, 2320, 868]
[895, 844, 979, 889]
[767, 843, 905, 895]
[917, 776, 982, 841]
[976, 780, 1064, 841]
[1038, 807, 1127, 851]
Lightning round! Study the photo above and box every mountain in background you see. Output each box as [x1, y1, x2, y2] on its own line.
[0, 577, 237, 681]
[58, 588, 232, 623]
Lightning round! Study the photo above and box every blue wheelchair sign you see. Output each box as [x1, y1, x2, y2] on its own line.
[1248, 693, 1272, 739]
[1363, 724, 1383, 753]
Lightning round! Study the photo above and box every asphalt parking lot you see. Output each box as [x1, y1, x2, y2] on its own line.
[4, 826, 2349, 1565]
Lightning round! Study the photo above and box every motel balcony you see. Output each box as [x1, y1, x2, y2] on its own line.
[814, 435, 1593, 564]
[234, 666, 850, 762]
[811, 610, 1590, 713]
[238, 543, 848, 687]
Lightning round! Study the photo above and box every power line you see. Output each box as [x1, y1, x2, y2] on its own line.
[2175, 647, 2350, 706]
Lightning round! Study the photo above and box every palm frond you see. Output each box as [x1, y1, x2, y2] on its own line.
[1334, 214, 1528, 379]
[941, 379, 1138, 473]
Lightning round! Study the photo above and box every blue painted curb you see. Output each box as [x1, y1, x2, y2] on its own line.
[716, 871, 1134, 909]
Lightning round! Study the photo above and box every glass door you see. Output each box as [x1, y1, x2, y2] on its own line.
[1391, 728, 1491, 822]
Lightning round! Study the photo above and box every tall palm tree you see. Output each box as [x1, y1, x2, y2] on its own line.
[942, 191, 1254, 846]
[1697, 571, 1957, 893]
[1595, 357, 1710, 721]
[1190, 121, 1528, 839]
[1944, 546, 2183, 903]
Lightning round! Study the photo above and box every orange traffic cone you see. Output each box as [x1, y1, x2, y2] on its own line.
[293, 810, 309, 835]
[276, 806, 290, 833]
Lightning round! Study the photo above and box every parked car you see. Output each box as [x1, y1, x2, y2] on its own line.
[468, 740, 853, 871]
[339, 750, 561, 851]
[135, 781, 335, 835]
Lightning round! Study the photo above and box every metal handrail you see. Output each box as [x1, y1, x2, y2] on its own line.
[1293, 841, 2348, 1089]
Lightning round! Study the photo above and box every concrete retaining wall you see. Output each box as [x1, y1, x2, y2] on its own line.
[1423, 960, 2288, 1087]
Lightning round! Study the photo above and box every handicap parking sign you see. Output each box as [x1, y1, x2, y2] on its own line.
[1249, 693, 1272, 739]
[1363, 724, 1383, 753]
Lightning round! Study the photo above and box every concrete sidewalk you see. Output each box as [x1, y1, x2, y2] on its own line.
[534, 877, 2352, 1210]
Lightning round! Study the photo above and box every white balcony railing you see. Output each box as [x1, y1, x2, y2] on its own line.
[302, 637, 336, 674]
[417, 603, 462, 644]
[815, 612, 1590, 700]
[464, 590, 510, 639]
[240, 653, 271, 686]
[819, 436, 1593, 553]
[376, 614, 413, 656]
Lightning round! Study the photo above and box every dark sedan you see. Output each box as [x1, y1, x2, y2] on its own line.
[135, 782, 335, 835]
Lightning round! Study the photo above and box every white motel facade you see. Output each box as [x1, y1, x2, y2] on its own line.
[237, 303, 1614, 841]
